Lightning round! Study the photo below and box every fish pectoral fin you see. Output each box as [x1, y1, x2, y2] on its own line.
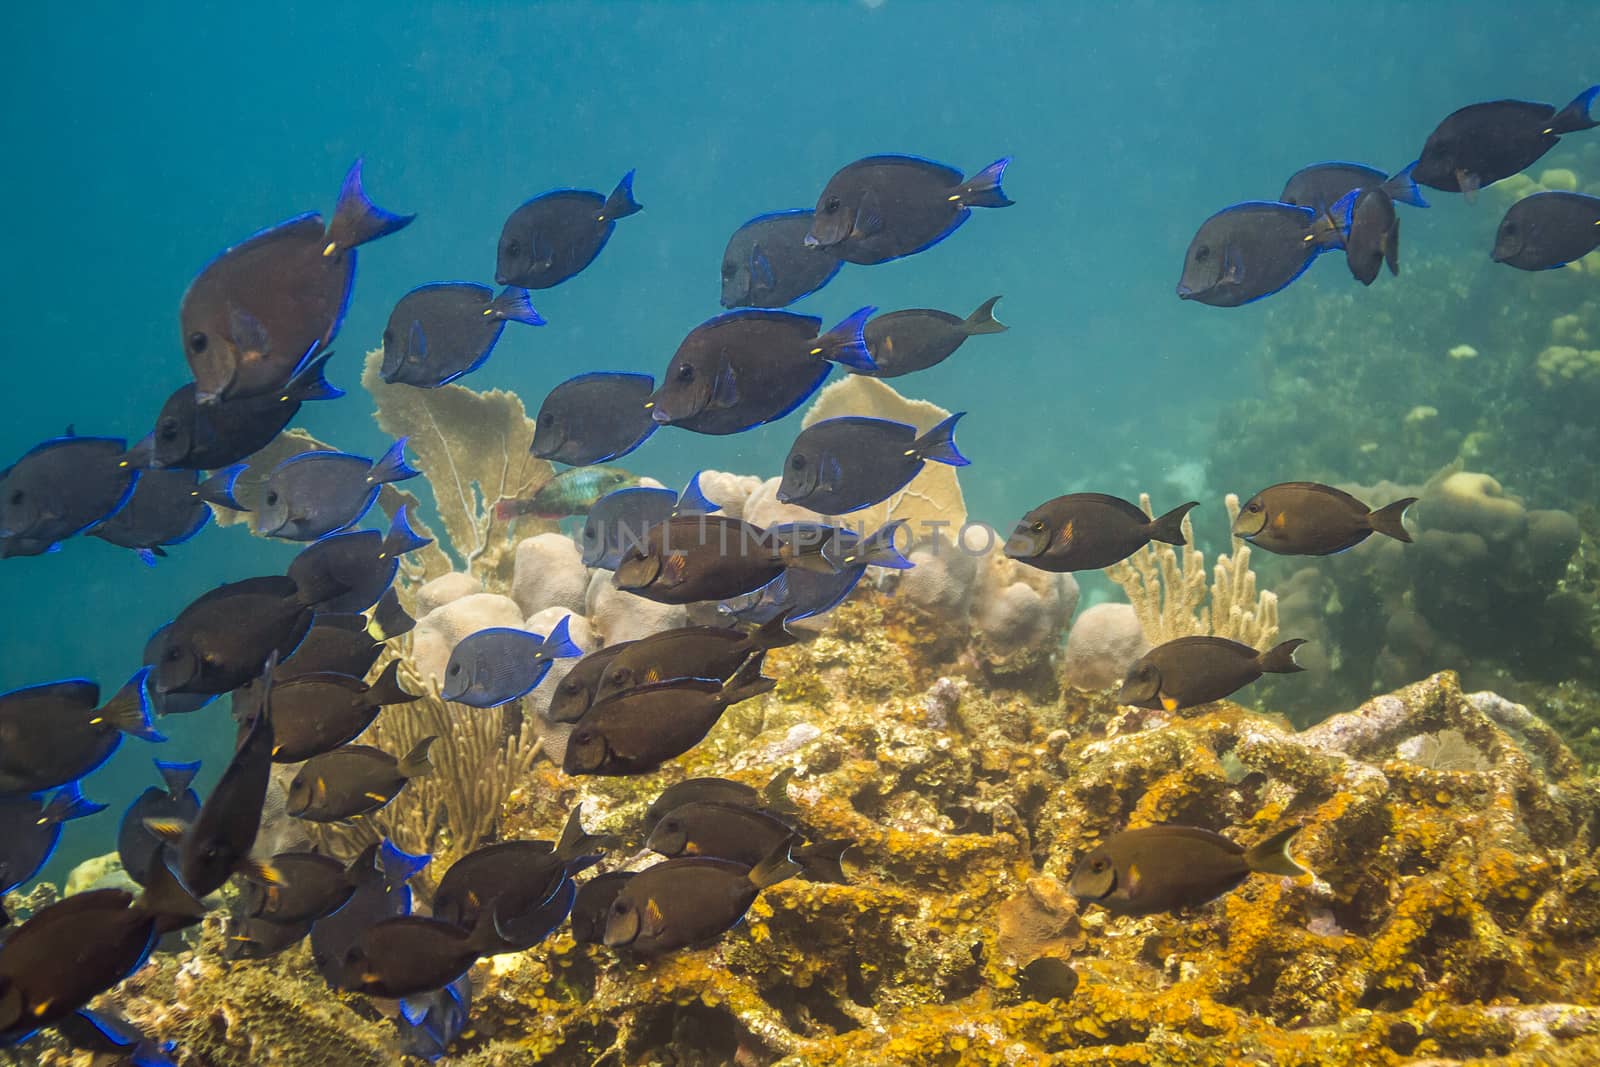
[241, 858, 286, 886]
[644, 896, 667, 936]
[1126, 864, 1143, 894]
[710, 365, 741, 409]
[851, 191, 884, 238]
[143, 818, 189, 843]
[750, 245, 777, 290]
[1456, 170, 1481, 201]
[1221, 244, 1245, 284]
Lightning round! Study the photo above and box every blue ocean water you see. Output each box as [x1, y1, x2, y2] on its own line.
[2, 2, 1596, 882]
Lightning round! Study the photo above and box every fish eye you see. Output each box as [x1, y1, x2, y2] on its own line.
[791, 455, 807, 470]
[506, 240, 521, 258]
[449, 664, 461, 676]
[157, 417, 181, 441]
[1503, 222, 1517, 235]
[824, 196, 841, 213]
[721, 263, 736, 279]
[1247, 501, 1263, 513]
[676, 364, 695, 382]
[1090, 858, 1108, 872]
[264, 491, 278, 506]
[541, 413, 556, 427]
[1031, 520, 1045, 532]
[8, 490, 22, 507]
[582, 526, 597, 541]
[164, 647, 182, 662]
[1194, 245, 1211, 263]
[663, 818, 680, 832]
[189, 331, 208, 353]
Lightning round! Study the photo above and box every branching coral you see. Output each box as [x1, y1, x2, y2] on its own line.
[1104, 493, 1278, 647]
[361, 347, 557, 588]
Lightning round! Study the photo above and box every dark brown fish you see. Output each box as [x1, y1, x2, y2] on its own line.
[611, 516, 838, 604]
[0, 671, 160, 795]
[263, 661, 416, 763]
[643, 768, 797, 833]
[564, 655, 775, 776]
[1017, 957, 1080, 1002]
[285, 738, 435, 822]
[333, 912, 499, 998]
[859, 296, 1006, 378]
[1233, 482, 1414, 556]
[546, 642, 636, 724]
[276, 614, 383, 680]
[1413, 87, 1599, 196]
[529, 372, 658, 466]
[495, 172, 642, 290]
[1338, 187, 1400, 285]
[1118, 637, 1306, 712]
[222, 914, 313, 960]
[181, 161, 413, 403]
[241, 846, 375, 925]
[592, 614, 796, 704]
[646, 801, 848, 882]
[602, 841, 801, 956]
[1005, 494, 1197, 572]
[1069, 825, 1305, 915]
[1492, 191, 1600, 270]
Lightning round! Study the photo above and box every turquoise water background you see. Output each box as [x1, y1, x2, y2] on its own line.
[3, 2, 1597, 881]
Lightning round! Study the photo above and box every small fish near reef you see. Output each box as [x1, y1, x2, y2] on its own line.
[592, 613, 797, 704]
[261, 659, 416, 763]
[440, 615, 584, 708]
[611, 515, 849, 604]
[1177, 201, 1333, 307]
[580, 473, 717, 570]
[256, 438, 420, 541]
[0, 670, 160, 796]
[546, 643, 636, 725]
[530, 371, 658, 466]
[496, 171, 642, 290]
[330, 910, 501, 999]
[647, 308, 877, 435]
[0, 433, 138, 558]
[1492, 191, 1600, 271]
[129, 351, 343, 472]
[117, 759, 202, 888]
[286, 504, 432, 614]
[146, 686, 278, 898]
[88, 466, 246, 565]
[1331, 187, 1401, 285]
[309, 839, 430, 985]
[493, 466, 639, 522]
[286, 737, 436, 822]
[1233, 481, 1415, 556]
[276, 613, 383, 681]
[1119, 636, 1307, 712]
[858, 297, 1007, 378]
[380, 283, 545, 388]
[181, 159, 413, 403]
[718, 523, 904, 624]
[647, 800, 849, 882]
[1280, 160, 1429, 214]
[241, 847, 375, 926]
[0, 784, 104, 923]
[564, 653, 775, 776]
[1412, 85, 1600, 197]
[721, 209, 843, 309]
[1005, 493, 1198, 572]
[644, 768, 798, 833]
[0, 860, 202, 1046]
[1069, 824, 1307, 916]
[602, 838, 803, 956]
[778, 413, 969, 515]
[806, 155, 1013, 265]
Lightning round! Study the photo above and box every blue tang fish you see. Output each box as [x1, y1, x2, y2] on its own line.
[580, 472, 718, 570]
[0, 784, 105, 924]
[530, 371, 658, 466]
[256, 438, 419, 541]
[89, 466, 246, 565]
[496, 171, 642, 290]
[0, 670, 160, 796]
[721, 209, 843, 309]
[440, 615, 584, 708]
[806, 155, 1012, 265]
[380, 283, 545, 388]
[0, 434, 138, 558]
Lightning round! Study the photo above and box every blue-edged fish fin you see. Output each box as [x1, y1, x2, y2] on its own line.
[540, 614, 583, 659]
[286, 350, 345, 402]
[41, 781, 106, 824]
[1546, 84, 1600, 135]
[325, 158, 415, 256]
[137, 548, 161, 567]
[955, 157, 1013, 208]
[1381, 161, 1428, 208]
[97, 667, 165, 742]
[156, 759, 202, 798]
[600, 169, 643, 221]
[815, 307, 877, 373]
[197, 465, 248, 512]
[675, 471, 719, 516]
[381, 503, 432, 558]
[379, 839, 432, 883]
[488, 287, 546, 326]
[407, 320, 428, 365]
[367, 439, 420, 485]
[913, 412, 970, 466]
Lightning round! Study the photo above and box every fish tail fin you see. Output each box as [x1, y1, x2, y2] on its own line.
[397, 736, 437, 779]
[723, 650, 777, 704]
[1257, 638, 1308, 675]
[155, 758, 203, 799]
[752, 609, 800, 651]
[1244, 825, 1309, 879]
[379, 839, 432, 882]
[763, 766, 800, 815]
[675, 471, 719, 515]
[365, 659, 417, 708]
[956, 157, 1014, 208]
[492, 498, 526, 522]
[541, 614, 584, 658]
[286, 350, 345, 403]
[488, 286, 546, 327]
[1367, 497, 1417, 543]
[854, 520, 914, 570]
[600, 169, 643, 221]
[816, 306, 878, 372]
[138, 548, 162, 567]
[913, 412, 970, 467]
[1548, 85, 1600, 135]
[1316, 193, 1355, 251]
[1148, 501, 1199, 546]
[555, 804, 612, 860]
[137, 850, 207, 923]
[1381, 161, 1429, 208]
[795, 838, 852, 883]
[326, 158, 415, 255]
[748, 834, 805, 890]
[198, 465, 248, 511]
[962, 295, 1007, 335]
[381, 503, 433, 558]
[371, 588, 416, 640]
[101, 668, 166, 742]
[368, 438, 421, 485]
[41, 781, 106, 824]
